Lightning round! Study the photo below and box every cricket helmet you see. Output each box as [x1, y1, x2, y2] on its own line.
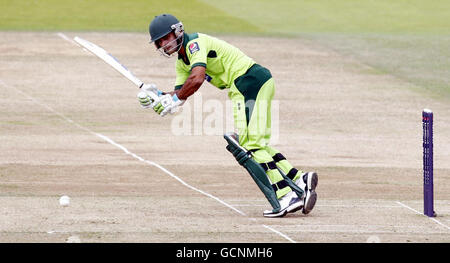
[149, 14, 184, 44]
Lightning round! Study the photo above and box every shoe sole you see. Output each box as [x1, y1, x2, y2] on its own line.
[301, 172, 318, 214]
[306, 172, 318, 191]
[264, 196, 303, 217]
[263, 209, 288, 218]
[302, 190, 317, 214]
[287, 203, 303, 214]
[294, 172, 318, 192]
[287, 198, 303, 214]
[264, 202, 303, 217]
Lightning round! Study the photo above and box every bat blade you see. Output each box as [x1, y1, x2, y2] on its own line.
[74, 36, 144, 88]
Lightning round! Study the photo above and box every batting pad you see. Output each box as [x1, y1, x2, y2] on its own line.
[224, 133, 281, 213]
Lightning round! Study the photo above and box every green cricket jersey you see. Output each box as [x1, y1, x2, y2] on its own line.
[174, 33, 256, 90]
[173, 33, 293, 201]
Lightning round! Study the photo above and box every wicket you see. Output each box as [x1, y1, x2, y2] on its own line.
[422, 109, 436, 217]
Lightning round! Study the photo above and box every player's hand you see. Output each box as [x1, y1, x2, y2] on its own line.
[153, 94, 183, 117]
[137, 83, 162, 109]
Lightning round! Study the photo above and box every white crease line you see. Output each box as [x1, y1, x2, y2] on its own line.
[0, 78, 296, 243]
[401, 200, 450, 205]
[262, 225, 295, 243]
[396, 201, 450, 231]
[95, 133, 246, 217]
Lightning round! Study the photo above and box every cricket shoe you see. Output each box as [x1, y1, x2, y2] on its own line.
[296, 172, 318, 192]
[263, 190, 303, 218]
[296, 172, 318, 214]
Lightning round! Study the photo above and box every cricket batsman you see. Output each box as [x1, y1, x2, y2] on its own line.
[138, 14, 318, 217]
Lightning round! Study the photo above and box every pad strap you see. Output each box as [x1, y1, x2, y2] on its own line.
[272, 180, 289, 192]
[286, 168, 299, 180]
[271, 152, 298, 180]
[259, 161, 290, 192]
[259, 161, 277, 172]
[272, 153, 286, 162]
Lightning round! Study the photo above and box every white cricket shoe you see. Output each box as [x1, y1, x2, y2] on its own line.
[263, 190, 303, 218]
[296, 172, 318, 214]
[296, 172, 318, 192]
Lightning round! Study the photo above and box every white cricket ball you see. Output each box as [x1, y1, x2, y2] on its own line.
[59, 195, 70, 207]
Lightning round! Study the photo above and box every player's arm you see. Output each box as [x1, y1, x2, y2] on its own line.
[150, 65, 205, 116]
[174, 66, 205, 100]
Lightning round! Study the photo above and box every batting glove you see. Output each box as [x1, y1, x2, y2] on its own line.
[137, 83, 162, 109]
[153, 94, 183, 117]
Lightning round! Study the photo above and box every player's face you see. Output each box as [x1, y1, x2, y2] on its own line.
[156, 32, 178, 56]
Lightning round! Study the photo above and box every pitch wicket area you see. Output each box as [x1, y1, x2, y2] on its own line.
[0, 32, 449, 242]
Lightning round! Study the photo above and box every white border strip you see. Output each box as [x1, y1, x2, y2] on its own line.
[396, 201, 450, 230]
[262, 225, 296, 243]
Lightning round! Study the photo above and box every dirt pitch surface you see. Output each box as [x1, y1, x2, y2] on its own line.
[0, 32, 449, 243]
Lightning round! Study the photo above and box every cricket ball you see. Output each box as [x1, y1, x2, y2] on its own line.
[59, 195, 70, 207]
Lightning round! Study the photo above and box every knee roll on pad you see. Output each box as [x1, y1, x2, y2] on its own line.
[224, 133, 280, 212]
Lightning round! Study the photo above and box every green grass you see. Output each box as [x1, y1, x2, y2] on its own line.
[300, 33, 450, 98]
[0, 0, 261, 33]
[1, 0, 449, 97]
[203, 0, 450, 98]
[202, 0, 450, 34]
[3, 0, 448, 34]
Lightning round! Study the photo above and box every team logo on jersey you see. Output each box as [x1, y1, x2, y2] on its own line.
[189, 42, 200, 54]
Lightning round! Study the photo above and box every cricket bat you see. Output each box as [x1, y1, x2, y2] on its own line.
[73, 36, 159, 101]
